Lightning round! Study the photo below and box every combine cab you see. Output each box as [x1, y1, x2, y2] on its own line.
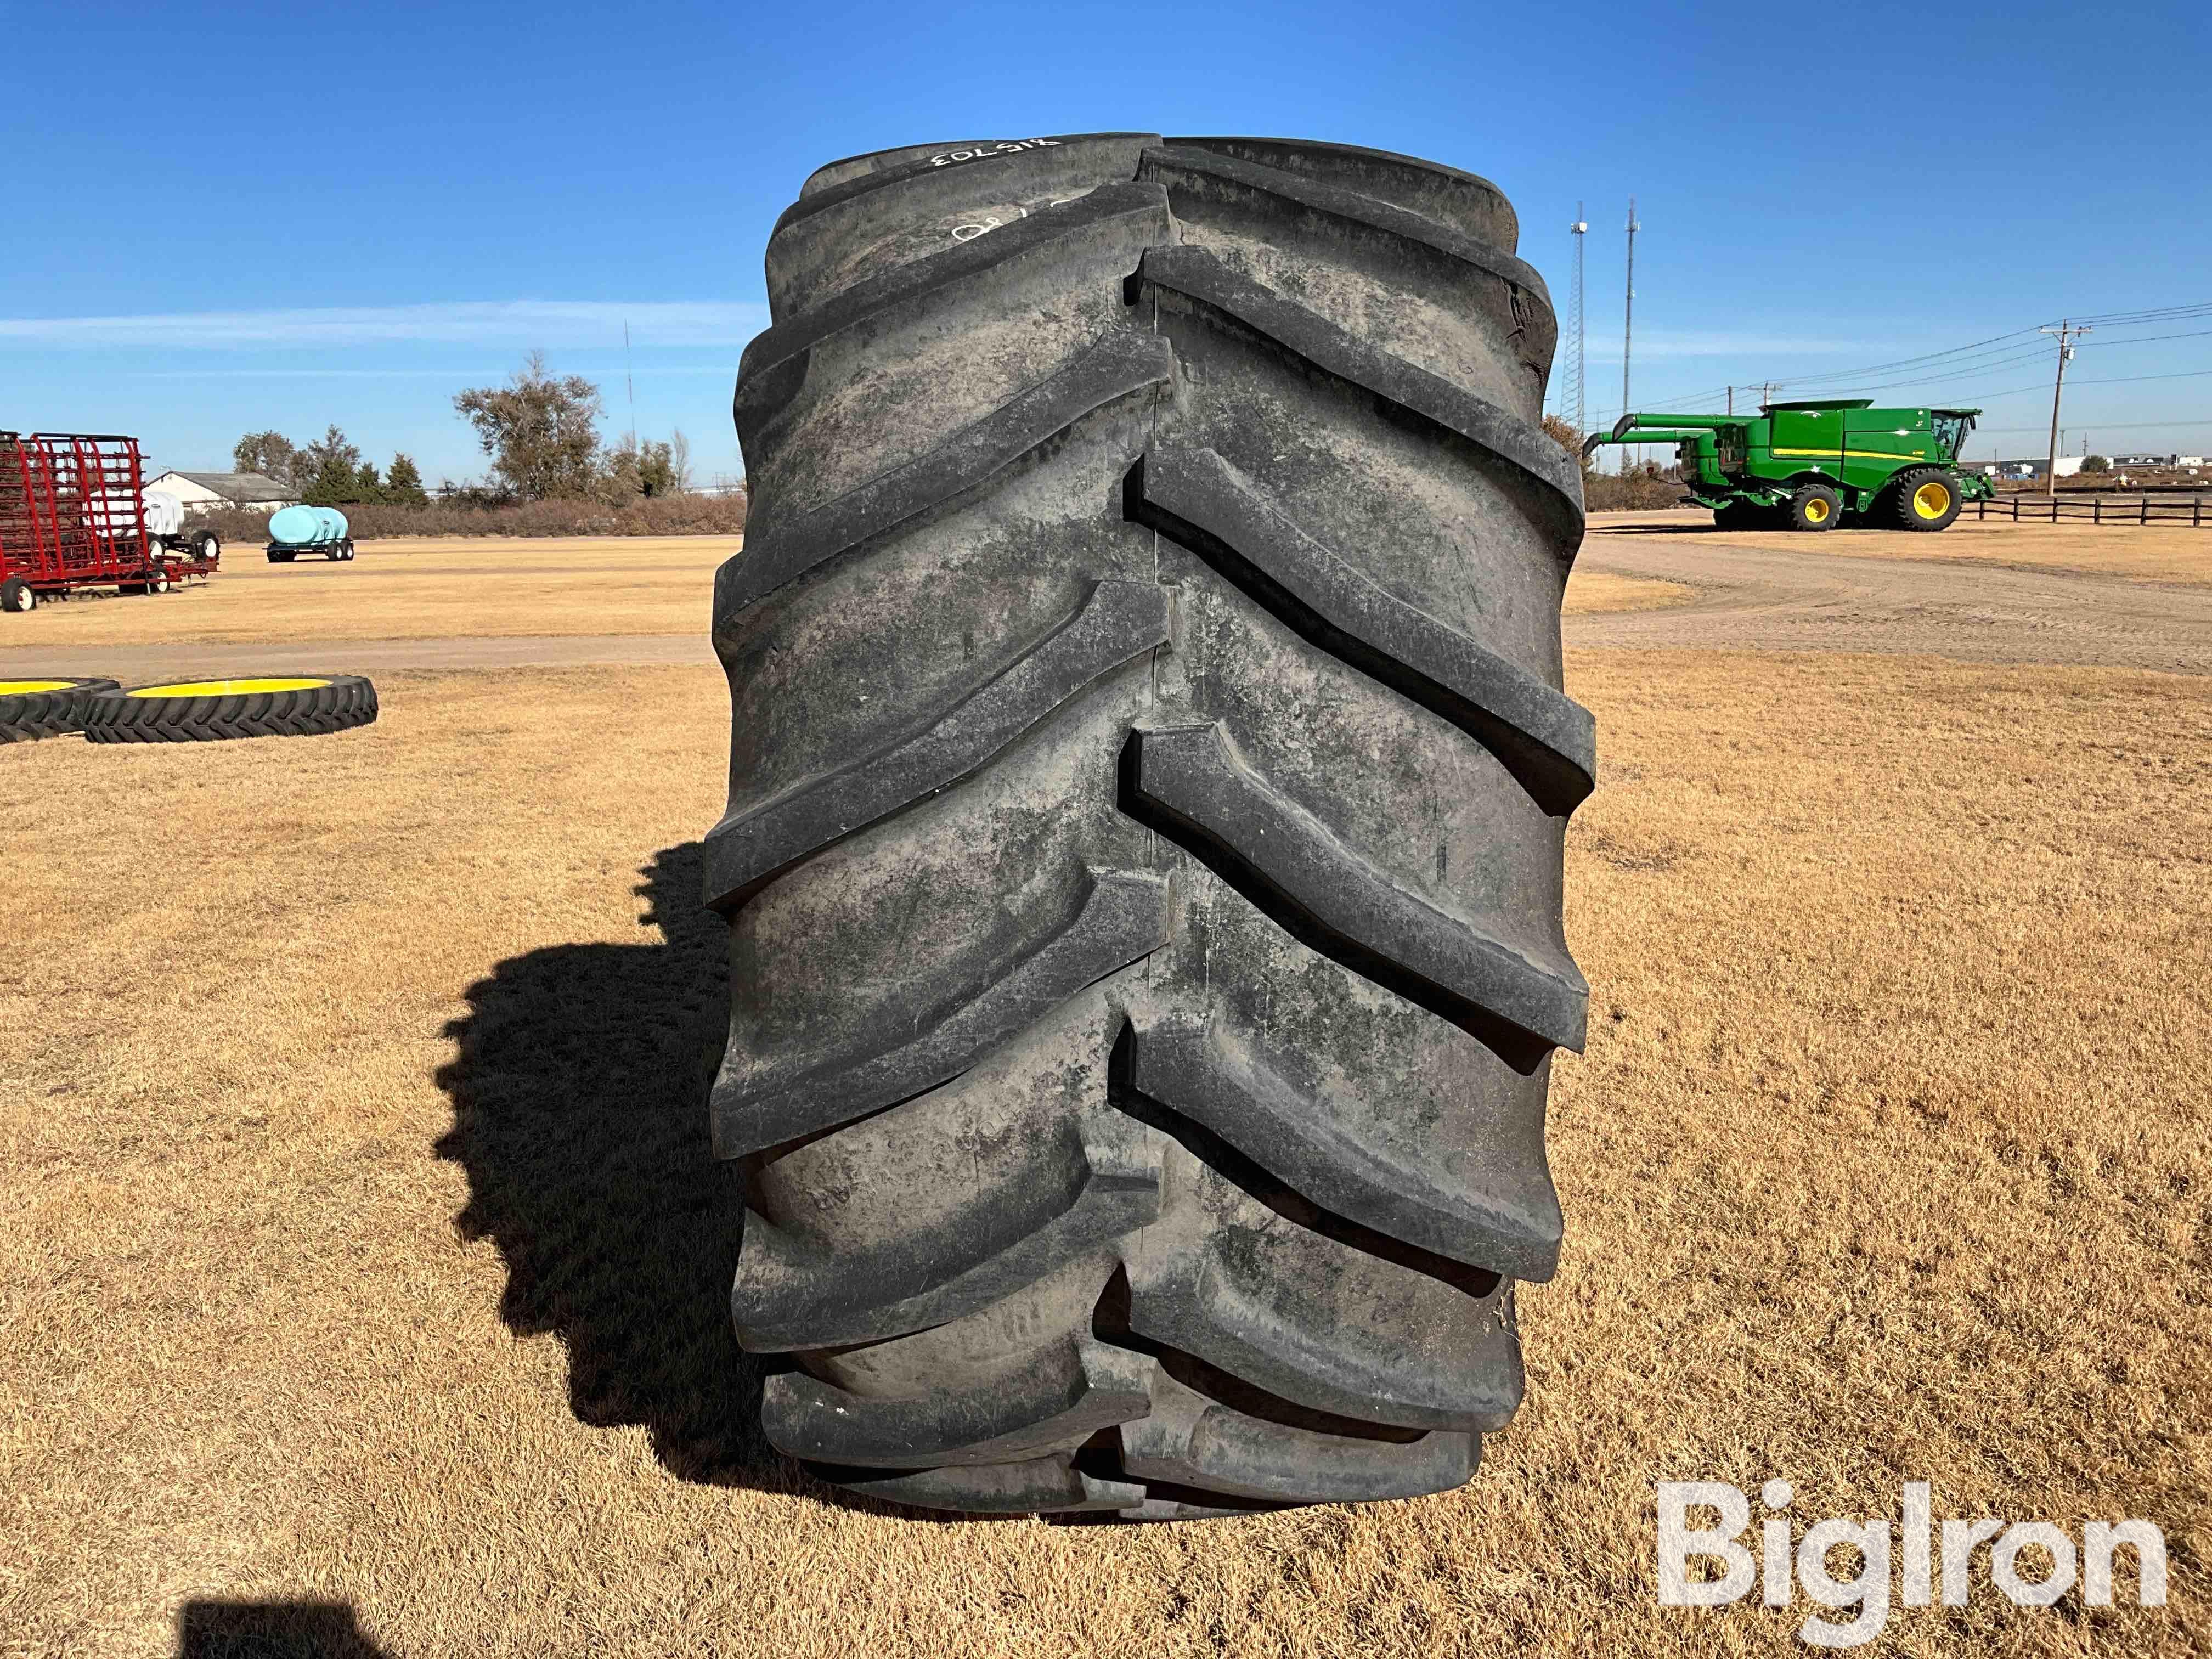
[1584, 399, 1993, 531]
[0, 432, 220, 612]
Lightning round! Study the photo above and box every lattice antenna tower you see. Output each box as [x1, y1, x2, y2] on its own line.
[1567, 203, 1588, 437]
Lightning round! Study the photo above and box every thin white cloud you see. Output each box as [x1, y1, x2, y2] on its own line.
[0, 300, 772, 349]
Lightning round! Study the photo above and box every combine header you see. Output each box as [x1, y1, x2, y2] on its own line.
[1584, 399, 1993, 531]
[0, 432, 221, 613]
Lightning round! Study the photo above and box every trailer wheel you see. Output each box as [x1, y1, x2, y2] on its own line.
[1, 677, 120, 741]
[1786, 482, 1841, 531]
[713, 135, 1589, 1519]
[83, 674, 378, 743]
[1, 577, 35, 613]
[1892, 469, 1962, 532]
[196, 531, 222, 563]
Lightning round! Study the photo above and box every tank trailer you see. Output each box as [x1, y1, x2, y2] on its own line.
[1584, 398, 1990, 531]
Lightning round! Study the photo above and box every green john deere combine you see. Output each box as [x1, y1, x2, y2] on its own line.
[1584, 398, 1992, 531]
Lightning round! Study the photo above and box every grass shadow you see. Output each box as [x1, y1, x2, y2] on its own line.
[432, 840, 785, 1489]
[176, 1600, 388, 1658]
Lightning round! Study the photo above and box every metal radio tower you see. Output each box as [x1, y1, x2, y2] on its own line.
[1567, 204, 1588, 437]
[1622, 198, 1640, 461]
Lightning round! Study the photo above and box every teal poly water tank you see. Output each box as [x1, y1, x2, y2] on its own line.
[268, 505, 325, 545]
[269, 505, 349, 545]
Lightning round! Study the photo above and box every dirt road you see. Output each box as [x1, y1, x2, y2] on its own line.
[1575, 526, 2212, 674]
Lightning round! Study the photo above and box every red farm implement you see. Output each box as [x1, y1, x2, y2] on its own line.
[0, 432, 220, 614]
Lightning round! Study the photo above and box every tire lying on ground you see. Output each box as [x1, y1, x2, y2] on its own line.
[0, 677, 121, 742]
[83, 675, 378, 743]
[709, 134, 1592, 1520]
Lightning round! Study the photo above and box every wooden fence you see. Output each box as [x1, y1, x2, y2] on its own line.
[1976, 495, 2209, 526]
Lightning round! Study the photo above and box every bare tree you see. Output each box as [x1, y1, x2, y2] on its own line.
[232, 430, 300, 487]
[453, 351, 606, 499]
[668, 428, 692, 494]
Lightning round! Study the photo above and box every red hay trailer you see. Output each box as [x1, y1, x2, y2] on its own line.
[0, 431, 221, 614]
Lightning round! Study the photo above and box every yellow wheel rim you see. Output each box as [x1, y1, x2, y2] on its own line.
[1913, 481, 1952, 519]
[126, 677, 331, 698]
[0, 679, 76, 696]
[1805, 498, 1831, 523]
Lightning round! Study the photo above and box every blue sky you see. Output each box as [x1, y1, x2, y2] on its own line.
[4, 0, 2208, 480]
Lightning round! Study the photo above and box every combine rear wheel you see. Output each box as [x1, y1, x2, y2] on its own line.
[1893, 469, 1962, 531]
[710, 134, 1592, 1520]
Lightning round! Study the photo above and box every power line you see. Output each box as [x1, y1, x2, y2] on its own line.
[1973, 416, 2211, 435]
[2072, 300, 2212, 326]
[1637, 303, 2212, 411]
[2078, 325, 2212, 349]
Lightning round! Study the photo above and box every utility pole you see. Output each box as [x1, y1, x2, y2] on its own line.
[1567, 205, 1588, 439]
[2040, 320, 2089, 498]
[1621, 197, 1639, 473]
[1726, 385, 1733, 416]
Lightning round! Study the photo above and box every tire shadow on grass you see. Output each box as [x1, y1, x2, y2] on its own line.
[176, 1599, 388, 1658]
[433, 840, 786, 1490]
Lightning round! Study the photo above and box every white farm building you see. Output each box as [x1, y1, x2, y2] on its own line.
[142, 470, 300, 514]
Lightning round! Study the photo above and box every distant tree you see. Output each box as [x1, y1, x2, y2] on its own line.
[668, 428, 693, 494]
[352, 461, 386, 504]
[2082, 454, 2111, 473]
[384, 453, 430, 506]
[295, 425, 368, 505]
[638, 439, 677, 497]
[605, 434, 680, 498]
[454, 351, 605, 499]
[233, 430, 300, 487]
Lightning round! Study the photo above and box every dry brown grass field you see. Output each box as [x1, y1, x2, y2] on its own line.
[3, 536, 741, 647]
[0, 537, 1669, 656]
[3, 530, 2207, 1657]
[1590, 506, 2212, 585]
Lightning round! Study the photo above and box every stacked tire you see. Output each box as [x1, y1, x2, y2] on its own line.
[82, 675, 378, 742]
[0, 678, 120, 741]
[709, 134, 1593, 1519]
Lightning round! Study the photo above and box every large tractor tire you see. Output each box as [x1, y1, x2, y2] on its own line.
[709, 134, 1593, 1520]
[83, 675, 377, 742]
[1892, 467, 1963, 531]
[1, 677, 120, 741]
